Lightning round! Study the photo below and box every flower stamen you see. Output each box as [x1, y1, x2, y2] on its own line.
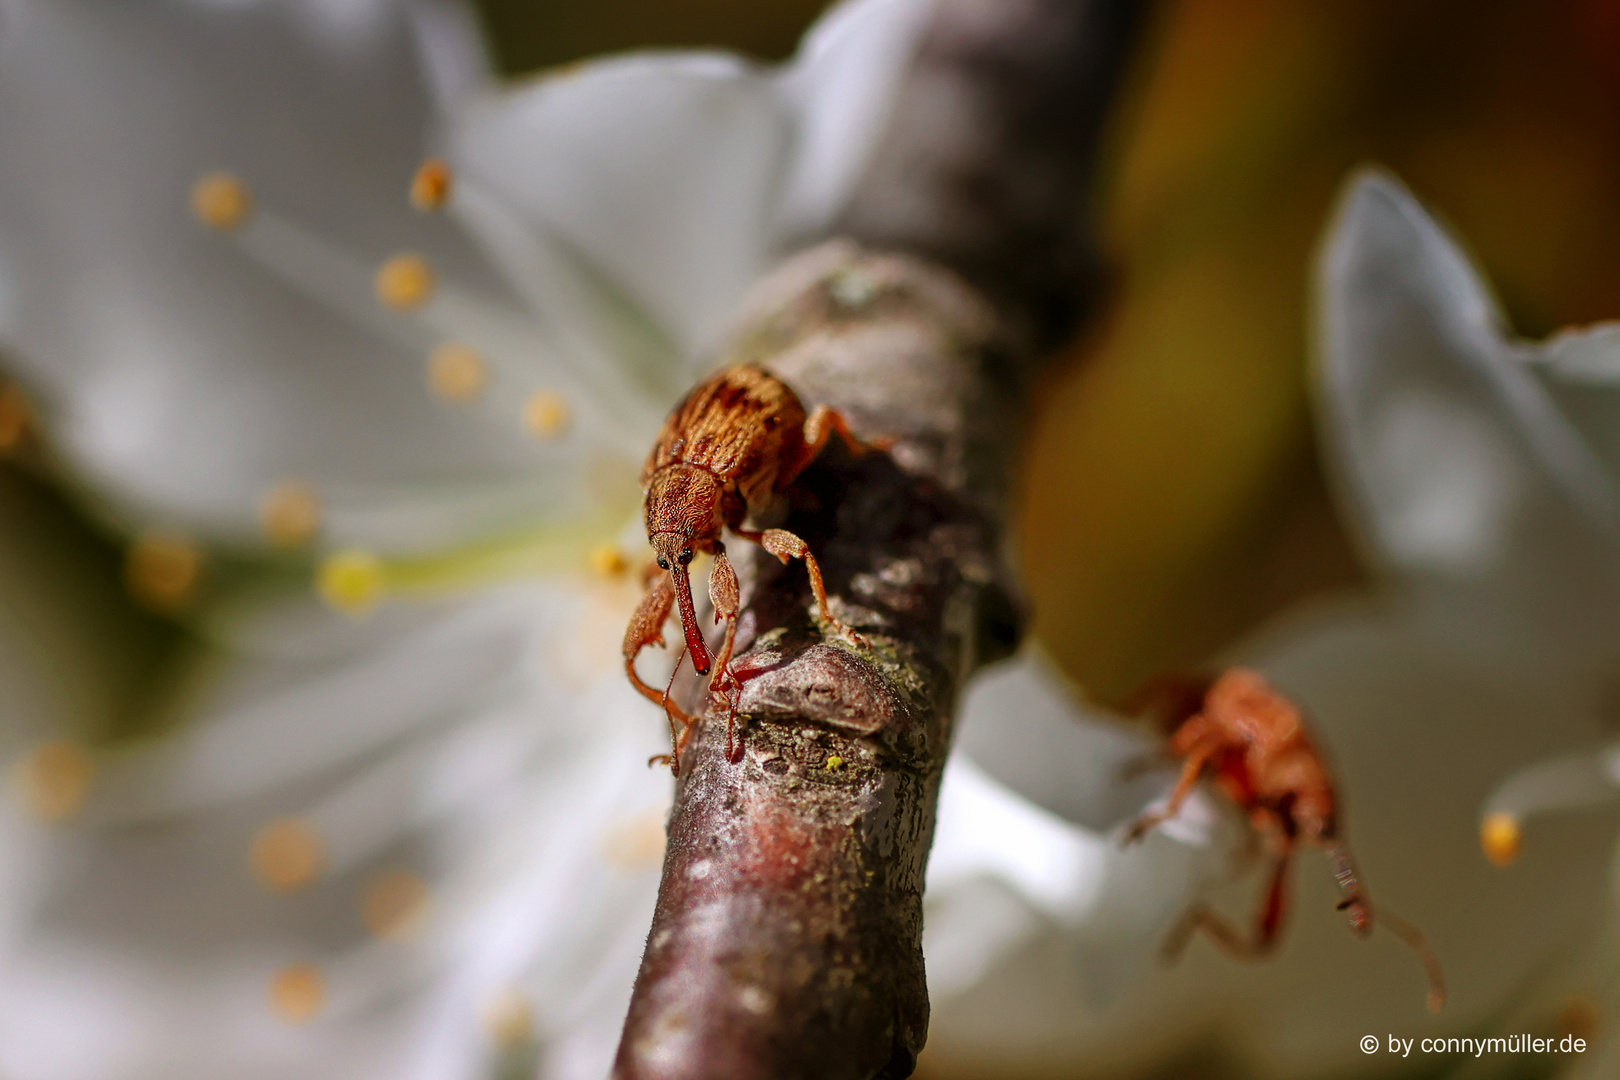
[375, 253, 436, 310]
[190, 171, 254, 231]
[317, 549, 386, 616]
[523, 390, 570, 439]
[126, 532, 203, 612]
[1480, 746, 1620, 866]
[427, 342, 488, 401]
[0, 383, 33, 453]
[410, 158, 453, 211]
[12, 739, 95, 822]
[250, 817, 326, 892]
[260, 479, 322, 549]
[269, 964, 325, 1024]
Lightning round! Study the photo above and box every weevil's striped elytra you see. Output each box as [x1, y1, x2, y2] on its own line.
[623, 364, 869, 775]
[1125, 668, 1446, 1014]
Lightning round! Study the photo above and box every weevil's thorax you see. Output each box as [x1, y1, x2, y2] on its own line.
[641, 365, 807, 514]
[643, 465, 728, 555]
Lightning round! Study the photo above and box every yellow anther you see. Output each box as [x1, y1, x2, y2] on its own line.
[269, 964, 325, 1024]
[522, 390, 570, 439]
[12, 739, 95, 822]
[260, 479, 322, 549]
[126, 532, 203, 613]
[1481, 812, 1521, 867]
[0, 383, 31, 454]
[250, 817, 325, 893]
[374, 253, 435, 311]
[316, 549, 386, 616]
[825, 755, 845, 771]
[410, 158, 453, 211]
[427, 342, 488, 402]
[589, 545, 629, 579]
[190, 171, 253, 231]
[362, 869, 430, 941]
[483, 988, 535, 1048]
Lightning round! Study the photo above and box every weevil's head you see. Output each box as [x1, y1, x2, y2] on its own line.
[642, 466, 723, 676]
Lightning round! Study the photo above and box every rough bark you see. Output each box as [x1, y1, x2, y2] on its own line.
[613, 2, 1146, 1078]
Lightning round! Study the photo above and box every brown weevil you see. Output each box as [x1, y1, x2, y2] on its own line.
[1125, 667, 1446, 1013]
[623, 364, 868, 773]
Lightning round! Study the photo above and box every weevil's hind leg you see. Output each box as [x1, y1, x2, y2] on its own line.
[1166, 852, 1292, 962]
[624, 564, 695, 773]
[781, 404, 887, 487]
[1123, 731, 1219, 845]
[736, 527, 866, 647]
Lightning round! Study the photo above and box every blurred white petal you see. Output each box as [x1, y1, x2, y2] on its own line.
[1317, 171, 1620, 661]
[444, 0, 938, 365]
[0, 0, 553, 544]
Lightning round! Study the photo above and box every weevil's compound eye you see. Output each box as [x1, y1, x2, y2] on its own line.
[656, 557, 670, 571]
[678, 549, 694, 566]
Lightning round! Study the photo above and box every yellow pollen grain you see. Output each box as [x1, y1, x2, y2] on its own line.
[589, 546, 629, 580]
[12, 739, 95, 822]
[522, 390, 570, 439]
[483, 988, 535, 1048]
[0, 383, 32, 454]
[269, 963, 325, 1024]
[427, 343, 488, 402]
[1481, 812, 1521, 867]
[250, 817, 325, 893]
[316, 549, 386, 616]
[374, 253, 435, 311]
[260, 480, 322, 549]
[825, 755, 844, 771]
[125, 532, 203, 613]
[410, 158, 453, 211]
[361, 869, 431, 941]
[190, 171, 254, 231]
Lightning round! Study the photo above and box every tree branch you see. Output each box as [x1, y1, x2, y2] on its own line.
[613, 2, 1147, 1077]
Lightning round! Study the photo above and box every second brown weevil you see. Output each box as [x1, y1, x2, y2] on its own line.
[1125, 667, 1446, 1013]
[623, 364, 868, 773]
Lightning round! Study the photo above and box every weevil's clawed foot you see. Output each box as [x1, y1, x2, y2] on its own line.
[648, 753, 673, 770]
[818, 612, 867, 650]
[1122, 812, 1165, 847]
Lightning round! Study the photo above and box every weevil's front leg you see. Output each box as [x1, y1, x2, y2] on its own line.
[707, 546, 744, 762]
[735, 527, 866, 647]
[1123, 727, 1220, 845]
[623, 564, 695, 770]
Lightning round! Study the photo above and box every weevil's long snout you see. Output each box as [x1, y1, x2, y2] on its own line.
[651, 531, 711, 676]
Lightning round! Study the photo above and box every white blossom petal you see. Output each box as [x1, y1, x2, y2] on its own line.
[1316, 171, 1620, 660]
[0, 578, 671, 1080]
[0, 0, 570, 546]
[444, 0, 939, 367]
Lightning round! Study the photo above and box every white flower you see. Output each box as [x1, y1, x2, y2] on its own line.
[913, 172, 1620, 1078]
[0, 0, 1238, 1077]
[0, 1, 1008, 1078]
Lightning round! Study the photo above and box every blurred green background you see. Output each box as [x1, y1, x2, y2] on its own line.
[474, 0, 1620, 709]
